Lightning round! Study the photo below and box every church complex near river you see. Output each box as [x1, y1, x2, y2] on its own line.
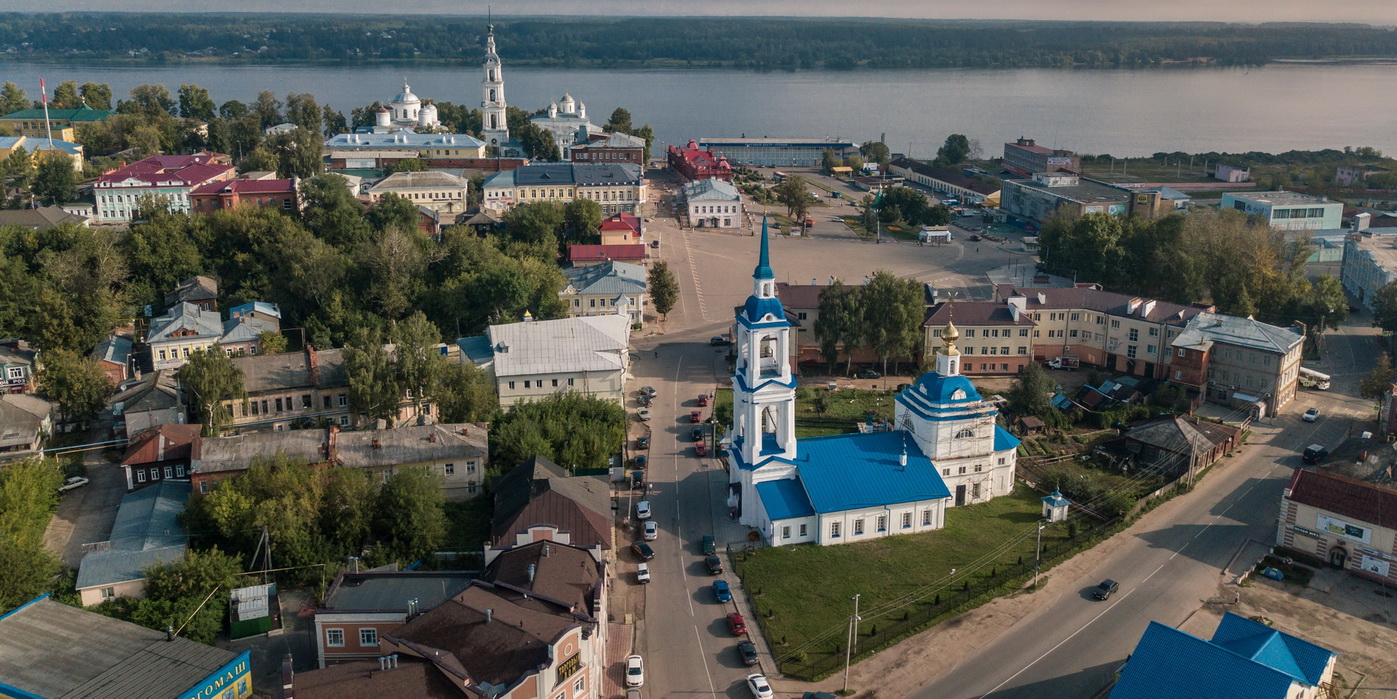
[728, 220, 1021, 547]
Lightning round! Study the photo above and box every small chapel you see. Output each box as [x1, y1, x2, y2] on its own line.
[727, 220, 1021, 546]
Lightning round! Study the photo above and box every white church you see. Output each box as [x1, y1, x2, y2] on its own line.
[728, 221, 1021, 547]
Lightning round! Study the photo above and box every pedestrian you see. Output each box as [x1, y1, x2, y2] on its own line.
[1233, 591, 1240, 605]
[654, 350, 659, 358]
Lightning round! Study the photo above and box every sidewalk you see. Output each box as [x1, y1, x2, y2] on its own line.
[601, 623, 635, 699]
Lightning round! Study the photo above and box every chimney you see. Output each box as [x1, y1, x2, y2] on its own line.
[306, 345, 320, 384]
[543, 544, 551, 557]
[484, 608, 493, 623]
[428, 431, 438, 443]
[166, 625, 174, 641]
[378, 656, 388, 671]
[1141, 300, 1157, 318]
[1127, 298, 1143, 315]
[527, 563, 537, 582]
[1036, 292, 1047, 305]
[372, 439, 382, 449]
[282, 654, 296, 699]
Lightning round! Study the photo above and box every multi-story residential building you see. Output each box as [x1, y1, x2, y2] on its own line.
[323, 132, 486, 170]
[560, 261, 647, 326]
[482, 162, 647, 215]
[220, 346, 350, 430]
[1340, 233, 1397, 310]
[887, 157, 1001, 206]
[0, 134, 84, 171]
[191, 423, 489, 499]
[1278, 468, 1397, 586]
[190, 177, 299, 214]
[1002, 137, 1079, 176]
[312, 571, 476, 667]
[683, 177, 743, 227]
[1220, 191, 1343, 231]
[923, 301, 1036, 375]
[698, 137, 857, 168]
[1000, 172, 1132, 225]
[0, 394, 55, 459]
[459, 315, 631, 408]
[0, 105, 114, 139]
[0, 339, 38, 394]
[365, 170, 470, 217]
[1336, 164, 1388, 186]
[569, 130, 645, 165]
[95, 153, 235, 223]
[668, 139, 734, 181]
[1170, 311, 1304, 413]
[146, 302, 223, 370]
[120, 423, 201, 491]
[598, 212, 642, 245]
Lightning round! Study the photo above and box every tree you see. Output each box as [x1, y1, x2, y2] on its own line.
[563, 198, 603, 245]
[648, 260, 679, 320]
[1360, 353, 1396, 401]
[933, 134, 971, 167]
[375, 467, 447, 563]
[38, 349, 112, 422]
[0, 82, 28, 114]
[343, 327, 401, 427]
[435, 361, 496, 423]
[119, 84, 176, 118]
[604, 107, 632, 134]
[774, 175, 810, 217]
[490, 393, 626, 469]
[79, 82, 113, 110]
[1372, 282, 1397, 333]
[29, 155, 78, 206]
[1007, 362, 1056, 419]
[392, 311, 444, 414]
[859, 140, 891, 166]
[258, 330, 288, 355]
[321, 104, 348, 137]
[860, 271, 923, 375]
[178, 349, 247, 437]
[252, 91, 283, 129]
[50, 81, 81, 110]
[266, 127, 323, 179]
[1307, 274, 1349, 332]
[385, 158, 429, 174]
[285, 92, 321, 133]
[814, 280, 862, 373]
[821, 148, 841, 173]
[177, 84, 216, 122]
[0, 456, 64, 611]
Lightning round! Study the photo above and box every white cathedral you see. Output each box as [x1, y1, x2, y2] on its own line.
[728, 220, 1021, 547]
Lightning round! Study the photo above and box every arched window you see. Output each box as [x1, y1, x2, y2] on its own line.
[951, 388, 967, 400]
[955, 428, 975, 439]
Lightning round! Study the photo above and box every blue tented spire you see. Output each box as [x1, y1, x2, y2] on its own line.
[753, 214, 774, 280]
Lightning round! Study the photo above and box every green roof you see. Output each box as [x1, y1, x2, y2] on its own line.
[1, 106, 116, 122]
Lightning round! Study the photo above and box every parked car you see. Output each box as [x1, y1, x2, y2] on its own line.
[737, 640, 760, 666]
[626, 655, 645, 688]
[637, 409, 652, 421]
[631, 542, 655, 561]
[710, 336, 732, 346]
[706, 554, 724, 574]
[634, 454, 648, 468]
[636, 563, 651, 584]
[702, 535, 716, 555]
[1303, 407, 1321, 422]
[1302, 444, 1329, 465]
[697, 393, 710, 407]
[969, 234, 982, 242]
[727, 612, 747, 635]
[1092, 579, 1120, 600]
[691, 426, 704, 441]
[636, 435, 650, 449]
[644, 520, 658, 541]
[713, 579, 732, 603]
[689, 410, 703, 423]
[802, 693, 838, 699]
[638, 394, 652, 407]
[636, 500, 652, 519]
[632, 471, 644, 489]
[857, 368, 881, 379]
[746, 673, 774, 698]
[58, 476, 90, 492]
[696, 442, 708, 457]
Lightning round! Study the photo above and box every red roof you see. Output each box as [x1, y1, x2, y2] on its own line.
[98, 153, 234, 188]
[568, 244, 647, 262]
[122, 423, 202, 466]
[599, 213, 641, 234]
[1287, 468, 1397, 530]
[191, 178, 297, 196]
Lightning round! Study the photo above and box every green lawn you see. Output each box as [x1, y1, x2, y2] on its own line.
[883, 224, 921, 242]
[794, 386, 897, 422]
[736, 488, 1072, 650]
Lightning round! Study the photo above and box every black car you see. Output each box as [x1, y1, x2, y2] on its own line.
[710, 336, 732, 346]
[1302, 444, 1329, 465]
[705, 555, 724, 574]
[636, 435, 650, 450]
[969, 234, 983, 242]
[737, 640, 759, 666]
[691, 426, 704, 442]
[857, 368, 881, 379]
[632, 542, 655, 561]
[1092, 579, 1120, 600]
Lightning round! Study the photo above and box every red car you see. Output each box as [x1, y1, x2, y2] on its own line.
[689, 410, 702, 423]
[696, 442, 708, 457]
[697, 394, 710, 407]
[727, 612, 747, 636]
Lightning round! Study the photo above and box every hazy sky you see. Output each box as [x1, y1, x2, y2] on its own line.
[10, 0, 1397, 24]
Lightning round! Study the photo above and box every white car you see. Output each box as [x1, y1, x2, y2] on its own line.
[643, 520, 658, 540]
[746, 673, 773, 698]
[637, 409, 652, 422]
[636, 500, 652, 520]
[636, 563, 651, 584]
[626, 655, 645, 688]
[1303, 408, 1320, 422]
[59, 476, 90, 492]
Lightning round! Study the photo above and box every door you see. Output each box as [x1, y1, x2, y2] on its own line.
[955, 484, 966, 507]
[1329, 546, 1348, 569]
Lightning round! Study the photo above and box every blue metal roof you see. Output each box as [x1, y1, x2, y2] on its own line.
[1110, 615, 1336, 699]
[993, 425, 1021, 452]
[753, 216, 774, 280]
[895, 371, 991, 422]
[794, 432, 950, 513]
[514, 163, 576, 186]
[756, 478, 815, 520]
[742, 296, 787, 324]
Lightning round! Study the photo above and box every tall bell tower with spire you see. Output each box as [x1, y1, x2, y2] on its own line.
[480, 18, 510, 149]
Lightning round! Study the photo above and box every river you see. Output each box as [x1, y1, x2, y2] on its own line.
[4, 60, 1396, 158]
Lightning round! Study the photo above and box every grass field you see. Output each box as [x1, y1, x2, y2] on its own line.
[736, 488, 1072, 649]
[794, 386, 896, 422]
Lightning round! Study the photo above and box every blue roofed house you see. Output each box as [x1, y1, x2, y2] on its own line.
[1110, 612, 1338, 699]
[729, 219, 1021, 546]
[560, 260, 648, 327]
[75, 479, 191, 606]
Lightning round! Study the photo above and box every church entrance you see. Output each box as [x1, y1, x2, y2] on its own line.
[954, 484, 966, 507]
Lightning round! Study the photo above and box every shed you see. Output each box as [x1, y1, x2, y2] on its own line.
[1015, 416, 1045, 436]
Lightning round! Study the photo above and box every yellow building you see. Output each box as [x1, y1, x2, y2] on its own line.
[0, 105, 114, 138]
[0, 134, 84, 171]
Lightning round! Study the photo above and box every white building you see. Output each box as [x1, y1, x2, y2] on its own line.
[1220, 191, 1342, 231]
[727, 219, 1021, 547]
[530, 94, 598, 159]
[459, 314, 632, 408]
[480, 23, 511, 151]
[1341, 233, 1397, 310]
[366, 170, 469, 216]
[684, 178, 744, 228]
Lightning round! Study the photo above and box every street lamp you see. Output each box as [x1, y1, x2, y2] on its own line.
[1034, 519, 1047, 588]
[843, 593, 861, 693]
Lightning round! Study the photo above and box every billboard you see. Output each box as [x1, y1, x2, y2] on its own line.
[1317, 513, 1372, 544]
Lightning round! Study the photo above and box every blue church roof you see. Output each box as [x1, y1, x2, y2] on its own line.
[753, 215, 774, 280]
[911, 370, 982, 403]
[756, 478, 815, 520]
[741, 296, 787, 324]
[794, 431, 950, 513]
[993, 425, 1021, 452]
[1109, 614, 1336, 699]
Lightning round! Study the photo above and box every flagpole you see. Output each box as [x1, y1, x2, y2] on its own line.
[40, 78, 54, 150]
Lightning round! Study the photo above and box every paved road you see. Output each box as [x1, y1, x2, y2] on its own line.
[907, 321, 1383, 698]
[43, 450, 125, 568]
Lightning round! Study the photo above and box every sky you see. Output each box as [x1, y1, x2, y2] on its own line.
[10, 0, 1397, 24]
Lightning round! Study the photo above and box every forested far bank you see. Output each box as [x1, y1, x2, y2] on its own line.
[6, 15, 1397, 70]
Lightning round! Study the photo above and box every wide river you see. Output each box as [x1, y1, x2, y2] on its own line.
[4, 60, 1396, 158]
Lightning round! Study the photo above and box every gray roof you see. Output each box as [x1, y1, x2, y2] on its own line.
[0, 598, 241, 699]
[1224, 191, 1335, 207]
[91, 335, 133, 366]
[220, 315, 276, 345]
[580, 131, 645, 149]
[0, 206, 88, 230]
[1003, 175, 1130, 205]
[232, 347, 346, 394]
[163, 276, 218, 308]
[76, 480, 190, 590]
[321, 571, 476, 613]
[325, 132, 485, 150]
[1171, 312, 1304, 355]
[486, 315, 630, 378]
[111, 369, 181, 414]
[683, 178, 741, 201]
[333, 423, 488, 470]
[572, 163, 642, 186]
[0, 394, 53, 449]
[562, 260, 647, 296]
[194, 428, 326, 475]
[1126, 416, 1236, 457]
[368, 170, 468, 192]
[0, 340, 36, 367]
[146, 302, 222, 344]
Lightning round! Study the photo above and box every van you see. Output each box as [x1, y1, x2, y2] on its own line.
[1302, 444, 1328, 465]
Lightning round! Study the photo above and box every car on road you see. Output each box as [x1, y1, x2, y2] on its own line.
[634, 454, 648, 468]
[737, 640, 760, 666]
[691, 426, 704, 441]
[727, 612, 747, 635]
[746, 673, 774, 698]
[713, 579, 732, 602]
[706, 554, 724, 575]
[969, 234, 982, 242]
[709, 336, 732, 346]
[1303, 407, 1320, 422]
[689, 410, 703, 423]
[626, 655, 644, 687]
[1302, 444, 1329, 465]
[695, 442, 708, 457]
[636, 500, 652, 519]
[638, 393, 652, 407]
[637, 409, 651, 421]
[1092, 579, 1120, 600]
[857, 368, 881, 379]
[636, 435, 650, 450]
[632, 541, 655, 561]
[829, 216, 843, 222]
[636, 563, 651, 584]
[702, 535, 716, 555]
[640, 385, 657, 398]
[58, 476, 90, 492]
[650, 239, 660, 248]
[644, 520, 658, 541]
[697, 393, 709, 407]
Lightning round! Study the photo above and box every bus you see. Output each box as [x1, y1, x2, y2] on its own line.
[773, 171, 788, 183]
[1298, 367, 1331, 390]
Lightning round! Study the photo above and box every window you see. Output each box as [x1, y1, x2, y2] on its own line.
[876, 515, 887, 532]
[965, 329, 975, 337]
[901, 512, 912, 528]
[137, 471, 146, 483]
[360, 628, 378, 646]
[176, 465, 185, 477]
[799, 524, 807, 537]
[922, 509, 932, 526]
[942, 468, 950, 476]
[1069, 329, 1078, 338]
[199, 480, 209, 494]
[1019, 329, 1029, 337]
[508, 381, 516, 390]
[261, 400, 269, 414]
[1127, 345, 1138, 359]
[1070, 313, 1080, 321]
[275, 398, 284, 412]
[523, 380, 531, 389]
[1018, 346, 1028, 355]
[101, 587, 115, 600]
[468, 482, 478, 493]
[251, 401, 259, 416]
[1128, 328, 1139, 342]
[164, 466, 173, 479]
[302, 394, 312, 409]
[573, 677, 585, 694]
[338, 394, 348, 408]
[158, 350, 167, 361]
[467, 462, 477, 473]
[1147, 345, 1156, 354]
[1111, 320, 1121, 329]
[1177, 348, 1186, 357]
[1001, 346, 1010, 355]
[782, 525, 791, 539]
[972, 483, 982, 498]
[326, 629, 345, 647]
[552, 379, 559, 387]
[955, 428, 974, 439]
[830, 522, 841, 538]
[567, 378, 574, 386]
[339, 415, 350, 426]
[853, 519, 864, 535]
[323, 396, 332, 409]
[1174, 370, 1182, 380]
[445, 463, 455, 476]
[958, 466, 967, 475]
[1149, 327, 1159, 337]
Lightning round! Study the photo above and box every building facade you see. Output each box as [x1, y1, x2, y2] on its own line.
[1340, 233, 1397, 310]
[1000, 173, 1131, 225]
[324, 132, 487, 170]
[570, 131, 645, 164]
[0, 134, 84, 171]
[0, 105, 114, 138]
[0, 339, 37, 393]
[146, 302, 223, 370]
[95, 153, 236, 223]
[313, 571, 475, 667]
[922, 301, 1036, 375]
[461, 314, 632, 408]
[1002, 137, 1079, 176]
[190, 177, 299, 214]
[1220, 191, 1343, 231]
[683, 177, 743, 228]
[1171, 312, 1305, 414]
[887, 157, 1001, 206]
[365, 170, 470, 216]
[560, 261, 647, 326]
[668, 139, 734, 181]
[1279, 468, 1397, 586]
[482, 163, 646, 215]
[698, 137, 857, 168]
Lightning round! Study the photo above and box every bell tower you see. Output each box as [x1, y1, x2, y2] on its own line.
[730, 217, 798, 471]
[480, 22, 509, 148]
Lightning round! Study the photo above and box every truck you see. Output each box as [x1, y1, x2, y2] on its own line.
[1298, 367, 1331, 390]
[1046, 356, 1080, 370]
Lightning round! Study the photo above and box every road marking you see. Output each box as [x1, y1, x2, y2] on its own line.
[681, 229, 709, 321]
[693, 626, 719, 697]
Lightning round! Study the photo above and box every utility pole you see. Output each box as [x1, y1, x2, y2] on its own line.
[1034, 520, 1046, 588]
[842, 593, 861, 694]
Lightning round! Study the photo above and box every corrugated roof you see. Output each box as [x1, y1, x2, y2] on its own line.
[925, 301, 1035, 327]
[98, 154, 233, 188]
[232, 347, 346, 394]
[756, 478, 816, 520]
[190, 177, 296, 196]
[1, 105, 115, 121]
[567, 244, 646, 262]
[561, 260, 647, 296]
[491, 456, 612, 550]
[794, 432, 950, 513]
[368, 170, 468, 191]
[993, 425, 1021, 452]
[889, 157, 1001, 195]
[485, 540, 601, 615]
[194, 428, 326, 475]
[1172, 312, 1304, 356]
[1286, 468, 1397, 530]
[219, 315, 277, 345]
[774, 283, 826, 310]
[999, 285, 1206, 325]
[76, 480, 190, 590]
[122, 423, 201, 467]
[292, 657, 463, 699]
[0, 205, 88, 230]
[91, 335, 133, 365]
[486, 315, 629, 378]
[324, 132, 485, 150]
[146, 302, 222, 343]
[683, 178, 741, 201]
[1126, 416, 1236, 457]
[0, 394, 52, 449]
[333, 424, 488, 470]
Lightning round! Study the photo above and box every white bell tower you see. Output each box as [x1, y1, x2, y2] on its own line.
[480, 23, 510, 148]
[730, 217, 798, 471]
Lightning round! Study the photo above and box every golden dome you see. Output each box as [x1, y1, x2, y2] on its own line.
[942, 320, 960, 343]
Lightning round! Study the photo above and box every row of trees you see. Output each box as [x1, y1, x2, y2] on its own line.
[491, 393, 628, 470]
[0, 457, 65, 613]
[813, 271, 925, 375]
